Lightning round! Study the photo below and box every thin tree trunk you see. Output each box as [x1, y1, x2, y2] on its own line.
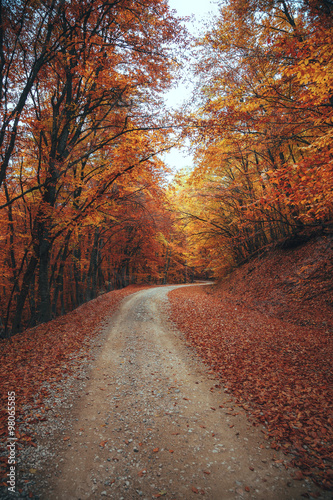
[11, 253, 38, 334]
[163, 247, 171, 285]
[52, 230, 71, 316]
[86, 229, 100, 301]
[38, 225, 52, 323]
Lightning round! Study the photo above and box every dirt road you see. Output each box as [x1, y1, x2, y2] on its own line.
[30, 286, 325, 499]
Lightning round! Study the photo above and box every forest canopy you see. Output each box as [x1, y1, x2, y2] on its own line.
[0, 0, 187, 335]
[1, 0, 332, 335]
[176, 0, 333, 277]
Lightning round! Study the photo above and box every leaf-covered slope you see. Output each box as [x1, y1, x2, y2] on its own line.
[168, 237, 333, 490]
[220, 233, 333, 329]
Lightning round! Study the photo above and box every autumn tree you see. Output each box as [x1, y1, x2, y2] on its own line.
[180, 0, 333, 275]
[0, 0, 187, 335]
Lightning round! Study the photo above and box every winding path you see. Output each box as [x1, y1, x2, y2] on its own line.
[41, 285, 317, 499]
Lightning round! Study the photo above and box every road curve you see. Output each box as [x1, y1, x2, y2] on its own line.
[41, 285, 317, 499]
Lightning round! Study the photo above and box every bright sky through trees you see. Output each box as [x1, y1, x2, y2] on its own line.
[162, 0, 220, 174]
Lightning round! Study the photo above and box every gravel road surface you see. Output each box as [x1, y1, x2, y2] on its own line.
[12, 285, 328, 499]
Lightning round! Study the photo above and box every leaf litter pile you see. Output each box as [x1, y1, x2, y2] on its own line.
[0, 285, 148, 484]
[168, 285, 333, 491]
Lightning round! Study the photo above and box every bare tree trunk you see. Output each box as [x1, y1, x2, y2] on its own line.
[163, 247, 171, 285]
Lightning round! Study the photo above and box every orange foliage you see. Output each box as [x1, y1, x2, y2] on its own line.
[0, 0, 188, 334]
[179, 0, 333, 276]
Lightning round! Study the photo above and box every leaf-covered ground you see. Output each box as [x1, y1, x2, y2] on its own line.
[168, 284, 333, 491]
[0, 285, 149, 482]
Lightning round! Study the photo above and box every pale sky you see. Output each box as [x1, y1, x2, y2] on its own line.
[168, 0, 218, 17]
[161, 0, 220, 175]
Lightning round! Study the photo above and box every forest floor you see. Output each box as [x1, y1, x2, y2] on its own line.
[0, 234, 332, 499]
[169, 233, 333, 495]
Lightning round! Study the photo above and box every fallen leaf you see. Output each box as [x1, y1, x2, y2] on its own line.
[293, 471, 304, 480]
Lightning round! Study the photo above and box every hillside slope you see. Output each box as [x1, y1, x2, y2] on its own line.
[168, 234, 333, 491]
[220, 233, 333, 330]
